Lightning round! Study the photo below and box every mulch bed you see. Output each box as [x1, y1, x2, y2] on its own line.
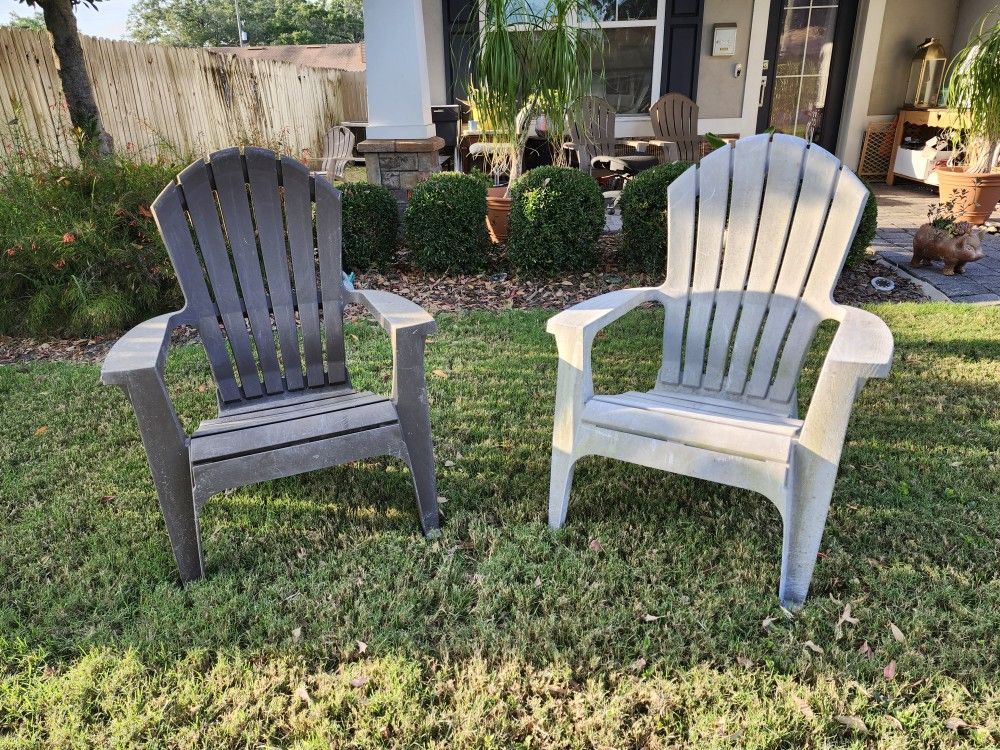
[0, 236, 927, 365]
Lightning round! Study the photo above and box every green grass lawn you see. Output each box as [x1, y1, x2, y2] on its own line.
[1, 303, 998, 748]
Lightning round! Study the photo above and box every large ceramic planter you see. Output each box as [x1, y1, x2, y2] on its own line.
[936, 166, 1000, 224]
[486, 186, 512, 244]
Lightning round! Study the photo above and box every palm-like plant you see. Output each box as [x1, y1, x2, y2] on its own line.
[533, 0, 602, 166]
[467, 0, 604, 190]
[946, 9, 1000, 174]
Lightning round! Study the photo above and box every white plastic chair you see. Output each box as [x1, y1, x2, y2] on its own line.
[320, 125, 356, 180]
[546, 134, 893, 608]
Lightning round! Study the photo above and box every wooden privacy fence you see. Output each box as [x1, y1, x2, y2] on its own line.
[0, 27, 368, 166]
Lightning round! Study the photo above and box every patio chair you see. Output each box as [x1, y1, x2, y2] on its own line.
[644, 92, 706, 163]
[101, 147, 440, 582]
[545, 134, 893, 608]
[568, 96, 658, 175]
[320, 125, 356, 180]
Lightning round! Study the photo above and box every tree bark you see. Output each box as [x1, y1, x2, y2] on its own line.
[37, 0, 113, 159]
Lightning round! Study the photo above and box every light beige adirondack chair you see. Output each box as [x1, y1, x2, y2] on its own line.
[546, 134, 893, 608]
[645, 93, 705, 163]
[320, 125, 356, 180]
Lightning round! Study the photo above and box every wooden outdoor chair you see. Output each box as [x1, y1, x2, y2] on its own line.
[546, 134, 893, 607]
[320, 125, 356, 180]
[568, 96, 658, 175]
[644, 93, 706, 163]
[102, 147, 440, 582]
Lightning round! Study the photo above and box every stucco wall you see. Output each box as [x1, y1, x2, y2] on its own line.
[697, 0, 754, 119]
[953, 0, 997, 50]
[867, 0, 959, 116]
[423, 0, 447, 104]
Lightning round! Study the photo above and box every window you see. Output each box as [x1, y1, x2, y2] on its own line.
[580, 0, 659, 114]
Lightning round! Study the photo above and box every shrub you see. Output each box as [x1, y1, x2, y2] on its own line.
[619, 161, 693, 273]
[506, 166, 605, 275]
[404, 172, 489, 272]
[340, 182, 398, 271]
[847, 185, 878, 267]
[0, 158, 182, 336]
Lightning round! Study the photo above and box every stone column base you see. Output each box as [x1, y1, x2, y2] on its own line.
[357, 136, 445, 210]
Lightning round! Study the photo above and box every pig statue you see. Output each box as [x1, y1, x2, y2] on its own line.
[911, 222, 985, 275]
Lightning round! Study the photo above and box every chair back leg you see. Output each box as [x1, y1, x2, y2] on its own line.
[548, 449, 576, 529]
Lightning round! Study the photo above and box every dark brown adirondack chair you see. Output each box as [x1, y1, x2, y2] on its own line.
[568, 96, 658, 174]
[646, 93, 705, 163]
[102, 147, 440, 582]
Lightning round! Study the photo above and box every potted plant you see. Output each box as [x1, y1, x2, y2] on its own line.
[467, 0, 602, 242]
[938, 9, 1000, 224]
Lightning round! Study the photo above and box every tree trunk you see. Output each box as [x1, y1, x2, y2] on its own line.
[38, 0, 112, 159]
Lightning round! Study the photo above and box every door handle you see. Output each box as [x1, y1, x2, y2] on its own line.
[758, 75, 768, 107]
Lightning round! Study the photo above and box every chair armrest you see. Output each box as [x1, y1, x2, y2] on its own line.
[624, 139, 651, 153]
[347, 289, 436, 338]
[547, 287, 663, 343]
[101, 312, 181, 386]
[797, 307, 893, 464]
[826, 306, 894, 379]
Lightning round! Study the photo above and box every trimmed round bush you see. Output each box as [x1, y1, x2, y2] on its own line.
[506, 166, 605, 276]
[341, 182, 398, 271]
[404, 172, 489, 272]
[620, 161, 693, 273]
[846, 185, 877, 267]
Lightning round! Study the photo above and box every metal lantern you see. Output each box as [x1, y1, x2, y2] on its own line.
[905, 37, 947, 109]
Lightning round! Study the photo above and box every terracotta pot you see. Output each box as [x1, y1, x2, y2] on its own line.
[486, 186, 512, 244]
[936, 166, 1000, 225]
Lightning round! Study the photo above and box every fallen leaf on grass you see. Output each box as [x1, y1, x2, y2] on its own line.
[762, 615, 778, 629]
[883, 660, 897, 680]
[33, 425, 48, 436]
[630, 657, 647, 671]
[294, 686, 312, 705]
[736, 655, 752, 668]
[432, 369, 449, 379]
[642, 613, 664, 622]
[291, 627, 302, 641]
[534, 576, 542, 587]
[858, 641, 873, 658]
[834, 603, 860, 639]
[588, 538, 602, 552]
[357, 641, 367, 654]
[803, 640, 824, 654]
[835, 715, 869, 733]
[444, 460, 456, 467]
[944, 717, 968, 731]
[791, 696, 815, 720]
[350, 675, 369, 688]
[884, 715, 903, 731]
[889, 622, 906, 643]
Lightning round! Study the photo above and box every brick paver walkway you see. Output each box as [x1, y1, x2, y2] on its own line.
[871, 183, 1000, 304]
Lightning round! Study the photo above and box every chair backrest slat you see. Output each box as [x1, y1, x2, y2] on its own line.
[650, 93, 701, 162]
[656, 134, 868, 415]
[281, 158, 327, 388]
[244, 148, 304, 391]
[152, 184, 242, 403]
[210, 148, 285, 395]
[153, 148, 350, 409]
[701, 135, 769, 390]
[316, 182, 347, 384]
[177, 159, 264, 398]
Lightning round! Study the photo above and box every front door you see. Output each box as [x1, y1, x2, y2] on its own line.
[756, 0, 858, 152]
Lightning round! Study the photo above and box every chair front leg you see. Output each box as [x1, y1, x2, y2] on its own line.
[123, 369, 204, 582]
[391, 329, 440, 536]
[548, 333, 593, 529]
[780, 366, 864, 608]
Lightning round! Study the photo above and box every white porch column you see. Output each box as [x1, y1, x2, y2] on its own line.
[362, 0, 435, 140]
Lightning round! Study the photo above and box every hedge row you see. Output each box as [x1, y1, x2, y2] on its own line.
[1, 157, 876, 337]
